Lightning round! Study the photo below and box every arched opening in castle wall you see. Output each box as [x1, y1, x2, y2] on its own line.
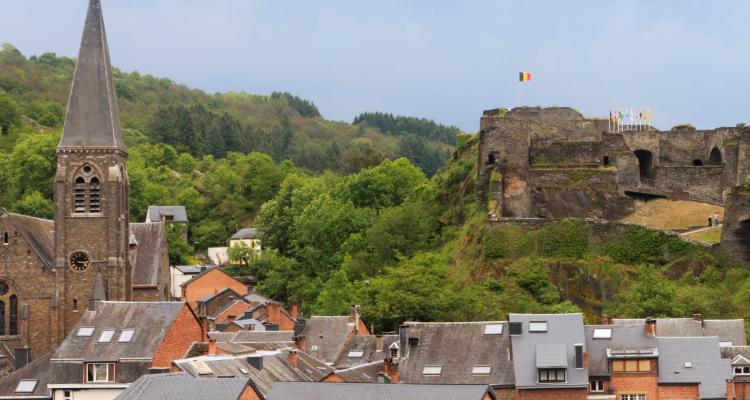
[634, 150, 655, 182]
[709, 147, 723, 165]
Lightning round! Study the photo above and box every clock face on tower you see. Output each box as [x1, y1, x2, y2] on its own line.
[69, 251, 90, 272]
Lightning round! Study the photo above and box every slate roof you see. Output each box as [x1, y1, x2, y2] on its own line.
[230, 331, 294, 344]
[329, 361, 386, 383]
[114, 373, 248, 400]
[333, 334, 399, 369]
[300, 316, 355, 364]
[0, 353, 52, 398]
[613, 318, 746, 346]
[657, 336, 732, 399]
[266, 382, 497, 400]
[508, 313, 588, 389]
[584, 324, 657, 377]
[398, 321, 514, 386]
[59, 0, 124, 149]
[174, 350, 332, 396]
[230, 228, 259, 240]
[245, 290, 274, 305]
[175, 266, 211, 274]
[145, 206, 188, 223]
[53, 301, 187, 361]
[129, 222, 167, 286]
[2, 210, 55, 269]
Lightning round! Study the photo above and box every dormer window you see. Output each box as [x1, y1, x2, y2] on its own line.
[538, 368, 565, 383]
[735, 366, 750, 375]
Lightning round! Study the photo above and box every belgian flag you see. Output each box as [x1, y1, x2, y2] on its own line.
[519, 72, 532, 82]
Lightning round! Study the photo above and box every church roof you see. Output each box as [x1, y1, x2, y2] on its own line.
[129, 222, 167, 286]
[0, 210, 54, 270]
[59, 0, 125, 149]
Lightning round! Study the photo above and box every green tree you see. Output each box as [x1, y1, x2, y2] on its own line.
[606, 266, 682, 318]
[0, 91, 20, 134]
[361, 253, 461, 332]
[228, 242, 258, 265]
[14, 191, 53, 219]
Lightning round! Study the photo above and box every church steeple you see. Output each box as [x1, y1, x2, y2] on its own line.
[59, 0, 124, 149]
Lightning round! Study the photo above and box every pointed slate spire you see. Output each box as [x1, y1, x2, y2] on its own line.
[60, 0, 125, 149]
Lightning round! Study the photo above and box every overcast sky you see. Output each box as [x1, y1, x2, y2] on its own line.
[1, 1, 749, 131]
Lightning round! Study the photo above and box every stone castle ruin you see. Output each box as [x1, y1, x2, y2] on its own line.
[476, 107, 750, 264]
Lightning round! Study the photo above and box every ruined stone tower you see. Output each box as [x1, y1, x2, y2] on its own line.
[54, 0, 131, 337]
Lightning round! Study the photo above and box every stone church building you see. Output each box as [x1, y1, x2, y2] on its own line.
[0, 0, 169, 365]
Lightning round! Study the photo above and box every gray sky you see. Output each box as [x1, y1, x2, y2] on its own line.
[1, 1, 749, 131]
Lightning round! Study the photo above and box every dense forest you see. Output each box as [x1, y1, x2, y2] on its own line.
[3, 43, 750, 334]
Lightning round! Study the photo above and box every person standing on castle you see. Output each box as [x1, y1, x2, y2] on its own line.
[708, 214, 713, 228]
[714, 212, 720, 227]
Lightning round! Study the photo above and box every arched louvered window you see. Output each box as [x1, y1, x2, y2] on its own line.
[73, 164, 102, 214]
[9, 295, 17, 336]
[89, 177, 101, 212]
[74, 177, 87, 213]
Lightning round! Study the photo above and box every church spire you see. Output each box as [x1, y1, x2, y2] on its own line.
[59, 0, 124, 149]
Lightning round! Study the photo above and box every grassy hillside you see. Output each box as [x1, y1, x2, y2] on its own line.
[0, 43, 454, 175]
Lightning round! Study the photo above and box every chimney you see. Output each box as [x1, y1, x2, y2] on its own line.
[602, 314, 612, 325]
[294, 335, 307, 351]
[290, 303, 299, 319]
[384, 357, 400, 383]
[645, 318, 656, 336]
[398, 325, 409, 360]
[14, 347, 30, 369]
[294, 318, 307, 337]
[247, 356, 263, 371]
[208, 338, 217, 356]
[267, 302, 281, 325]
[693, 313, 704, 323]
[375, 335, 384, 352]
[288, 349, 298, 369]
[351, 305, 360, 335]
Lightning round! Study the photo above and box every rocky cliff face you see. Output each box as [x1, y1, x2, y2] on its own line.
[721, 188, 750, 266]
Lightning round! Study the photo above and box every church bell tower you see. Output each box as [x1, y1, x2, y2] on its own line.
[54, 0, 130, 336]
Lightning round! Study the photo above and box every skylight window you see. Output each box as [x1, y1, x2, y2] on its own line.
[684, 362, 693, 368]
[193, 360, 213, 375]
[422, 366, 442, 375]
[529, 322, 548, 332]
[77, 327, 95, 337]
[98, 329, 115, 343]
[347, 351, 364, 358]
[720, 341, 733, 348]
[310, 345, 319, 352]
[472, 366, 491, 375]
[593, 328, 612, 339]
[15, 380, 37, 393]
[118, 329, 135, 343]
[484, 324, 503, 335]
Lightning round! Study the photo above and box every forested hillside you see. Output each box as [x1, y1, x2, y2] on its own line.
[3, 43, 750, 335]
[0, 43, 453, 174]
